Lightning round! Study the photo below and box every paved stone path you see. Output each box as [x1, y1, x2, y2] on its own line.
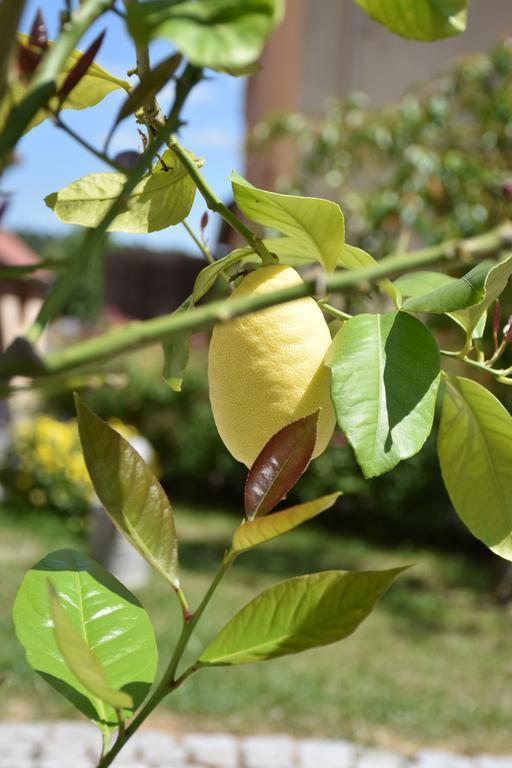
[1, 722, 511, 768]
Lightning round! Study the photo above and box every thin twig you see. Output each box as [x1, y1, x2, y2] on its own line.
[168, 136, 274, 263]
[51, 111, 125, 171]
[318, 301, 353, 321]
[182, 220, 215, 264]
[96, 552, 235, 768]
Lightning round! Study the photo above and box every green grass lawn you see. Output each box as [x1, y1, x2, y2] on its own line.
[1, 504, 511, 755]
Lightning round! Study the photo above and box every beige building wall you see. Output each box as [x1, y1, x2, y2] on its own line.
[246, 0, 512, 188]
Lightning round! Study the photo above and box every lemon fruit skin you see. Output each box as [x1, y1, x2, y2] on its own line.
[208, 265, 336, 467]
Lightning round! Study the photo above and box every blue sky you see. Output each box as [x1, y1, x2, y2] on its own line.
[4, 0, 247, 253]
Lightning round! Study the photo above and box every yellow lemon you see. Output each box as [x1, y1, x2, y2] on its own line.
[208, 265, 336, 467]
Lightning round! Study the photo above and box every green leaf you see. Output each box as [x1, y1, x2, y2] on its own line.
[394, 270, 455, 297]
[403, 256, 512, 350]
[438, 376, 512, 557]
[47, 582, 132, 711]
[233, 492, 341, 554]
[45, 150, 199, 233]
[403, 260, 491, 314]
[326, 311, 441, 478]
[13, 549, 157, 731]
[75, 396, 179, 588]
[162, 297, 193, 392]
[232, 172, 344, 273]
[394, 270, 488, 339]
[245, 411, 319, 520]
[458, 255, 512, 346]
[354, 0, 467, 41]
[0, 34, 130, 134]
[127, 0, 284, 71]
[199, 567, 405, 665]
[192, 247, 256, 302]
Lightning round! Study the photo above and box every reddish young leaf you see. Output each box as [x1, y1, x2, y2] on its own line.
[29, 9, 48, 50]
[200, 210, 209, 232]
[244, 411, 320, 520]
[57, 30, 106, 103]
[17, 42, 42, 77]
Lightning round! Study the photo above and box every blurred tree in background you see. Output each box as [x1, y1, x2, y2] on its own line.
[251, 39, 512, 258]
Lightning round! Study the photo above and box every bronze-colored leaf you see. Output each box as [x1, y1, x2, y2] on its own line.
[28, 9, 48, 50]
[17, 42, 41, 77]
[57, 30, 106, 103]
[244, 411, 319, 520]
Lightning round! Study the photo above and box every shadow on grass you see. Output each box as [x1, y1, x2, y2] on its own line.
[178, 538, 481, 636]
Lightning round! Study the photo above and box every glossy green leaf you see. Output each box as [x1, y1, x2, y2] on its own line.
[459, 255, 512, 345]
[403, 260, 491, 314]
[45, 150, 199, 233]
[199, 567, 405, 665]
[233, 492, 341, 553]
[326, 311, 441, 478]
[75, 396, 179, 588]
[0, 34, 130, 134]
[192, 247, 255, 302]
[438, 376, 512, 557]
[47, 582, 132, 711]
[162, 297, 193, 392]
[245, 411, 319, 520]
[127, 0, 284, 71]
[232, 172, 344, 273]
[394, 269, 488, 339]
[13, 549, 157, 731]
[354, 0, 467, 40]
[403, 256, 512, 349]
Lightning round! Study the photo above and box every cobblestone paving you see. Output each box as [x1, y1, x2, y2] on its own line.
[1, 722, 511, 768]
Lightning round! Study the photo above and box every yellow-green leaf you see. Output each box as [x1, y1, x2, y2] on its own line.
[13, 549, 157, 731]
[199, 567, 405, 666]
[48, 582, 132, 711]
[233, 493, 341, 553]
[438, 375, 512, 557]
[193, 247, 256, 302]
[232, 172, 344, 273]
[45, 150, 199, 233]
[0, 34, 130, 134]
[354, 0, 467, 41]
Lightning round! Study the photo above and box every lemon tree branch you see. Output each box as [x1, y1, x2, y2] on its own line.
[1, 223, 510, 382]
